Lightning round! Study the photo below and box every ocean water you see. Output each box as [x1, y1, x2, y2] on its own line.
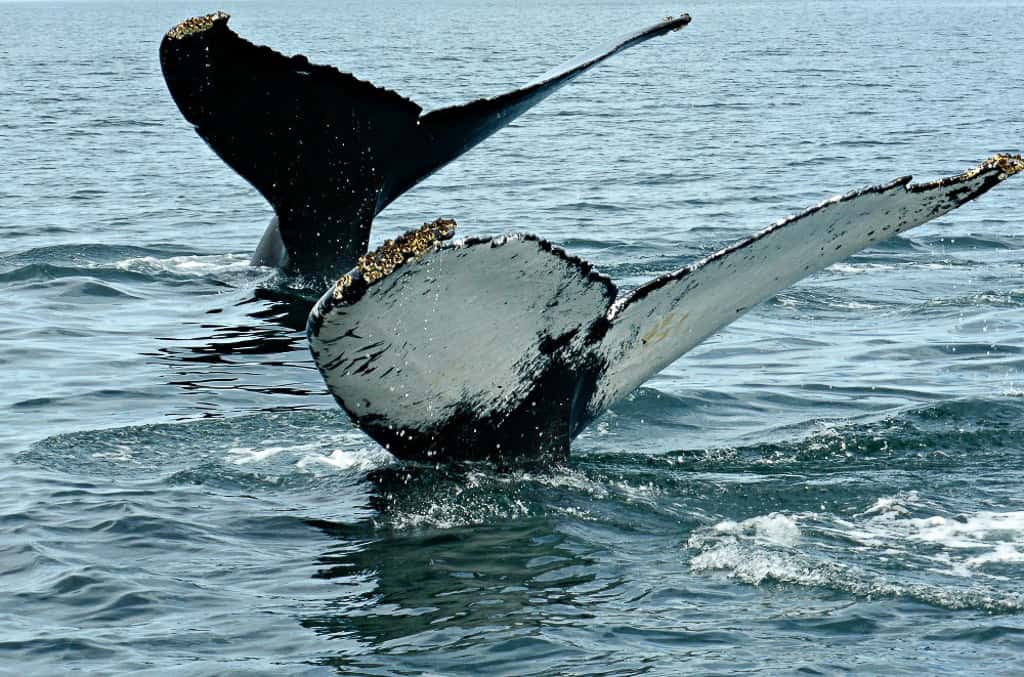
[2, 0, 1024, 673]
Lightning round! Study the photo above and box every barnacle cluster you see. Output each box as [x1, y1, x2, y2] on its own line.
[333, 218, 456, 299]
[167, 12, 229, 40]
[962, 153, 1024, 181]
[359, 217, 457, 283]
[663, 13, 690, 31]
[994, 154, 1024, 178]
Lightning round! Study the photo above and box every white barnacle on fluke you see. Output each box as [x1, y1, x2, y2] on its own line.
[972, 154, 1023, 181]
[158, 10, 1022, 464]
[357, 218, 456, 284]
[166, 11, 229, 40]
[332, 218, 456, 299]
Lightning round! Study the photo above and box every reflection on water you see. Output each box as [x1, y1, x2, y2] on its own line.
[242, 285, 320, 332]
[307, 518, 598, 655]
[300, 463, 601, 670]
[305, 467, 612, 673]
[149, 282, 324, 402]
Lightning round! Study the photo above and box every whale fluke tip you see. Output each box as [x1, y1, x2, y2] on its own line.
[959, 153, 1023, 180]
[993, 153, 1024, 178]
[166, 11, 230, 41]
[960, 153, 1022, 180]
[662, 13, 692, 31]
[910, 153, 1024, 193]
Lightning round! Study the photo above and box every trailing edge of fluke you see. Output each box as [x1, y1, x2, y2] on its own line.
[160, 11, 691, 279]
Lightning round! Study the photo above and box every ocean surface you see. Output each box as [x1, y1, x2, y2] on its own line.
[2, 0, 1024, 673]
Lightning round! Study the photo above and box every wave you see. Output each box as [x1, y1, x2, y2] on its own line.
[0, 243, 186, 268]
[17, 410, 386, 489]
[686, 500, 1024, 613]
[0, 245, 265, 287]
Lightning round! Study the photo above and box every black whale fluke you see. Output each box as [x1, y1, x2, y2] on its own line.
[160, 11, 691, 279]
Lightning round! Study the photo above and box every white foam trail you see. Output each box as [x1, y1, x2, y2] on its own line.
[226, 434, 394, 474]
[906, 511, 1024, 550]
[114, 253, 258, 277]
[89, 443, 135, 463]
[967, 543, 1024, 568]
[828, 262, 898, 275]
[830, 300, 879, 310]
[844, 493, 1024, 573]
[296, 448, 395, 472]
[228, 445, 290, 465]
[711, 513, 801, 547]
[687, 498, 1024, 611]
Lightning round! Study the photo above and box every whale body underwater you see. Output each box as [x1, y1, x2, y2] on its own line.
[161, 12, 1023, 464]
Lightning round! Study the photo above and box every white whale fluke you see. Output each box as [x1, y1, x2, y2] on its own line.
[308, 155, 1023, 463]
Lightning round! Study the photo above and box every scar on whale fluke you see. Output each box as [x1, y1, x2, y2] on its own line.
[160, 11, 692, 279]
[162, 13, 1022, 464]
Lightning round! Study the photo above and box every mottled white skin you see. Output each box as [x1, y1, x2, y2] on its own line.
[589, 164, 1015, 414]
[309, 160, 1019, 460]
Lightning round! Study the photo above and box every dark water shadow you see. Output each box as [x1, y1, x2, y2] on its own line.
[299, 464, 605, 671]
[148, 281, 325, 401]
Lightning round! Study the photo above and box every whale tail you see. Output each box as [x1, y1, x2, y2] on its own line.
[160, 12, 691, 278]
[307, 155, 1021, 462]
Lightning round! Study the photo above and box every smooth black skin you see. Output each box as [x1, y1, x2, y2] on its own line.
[160, 13, 691, 280]
[161, 17, 417, 277]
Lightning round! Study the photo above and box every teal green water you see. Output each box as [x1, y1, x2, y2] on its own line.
[2, 0, 1023, 673]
